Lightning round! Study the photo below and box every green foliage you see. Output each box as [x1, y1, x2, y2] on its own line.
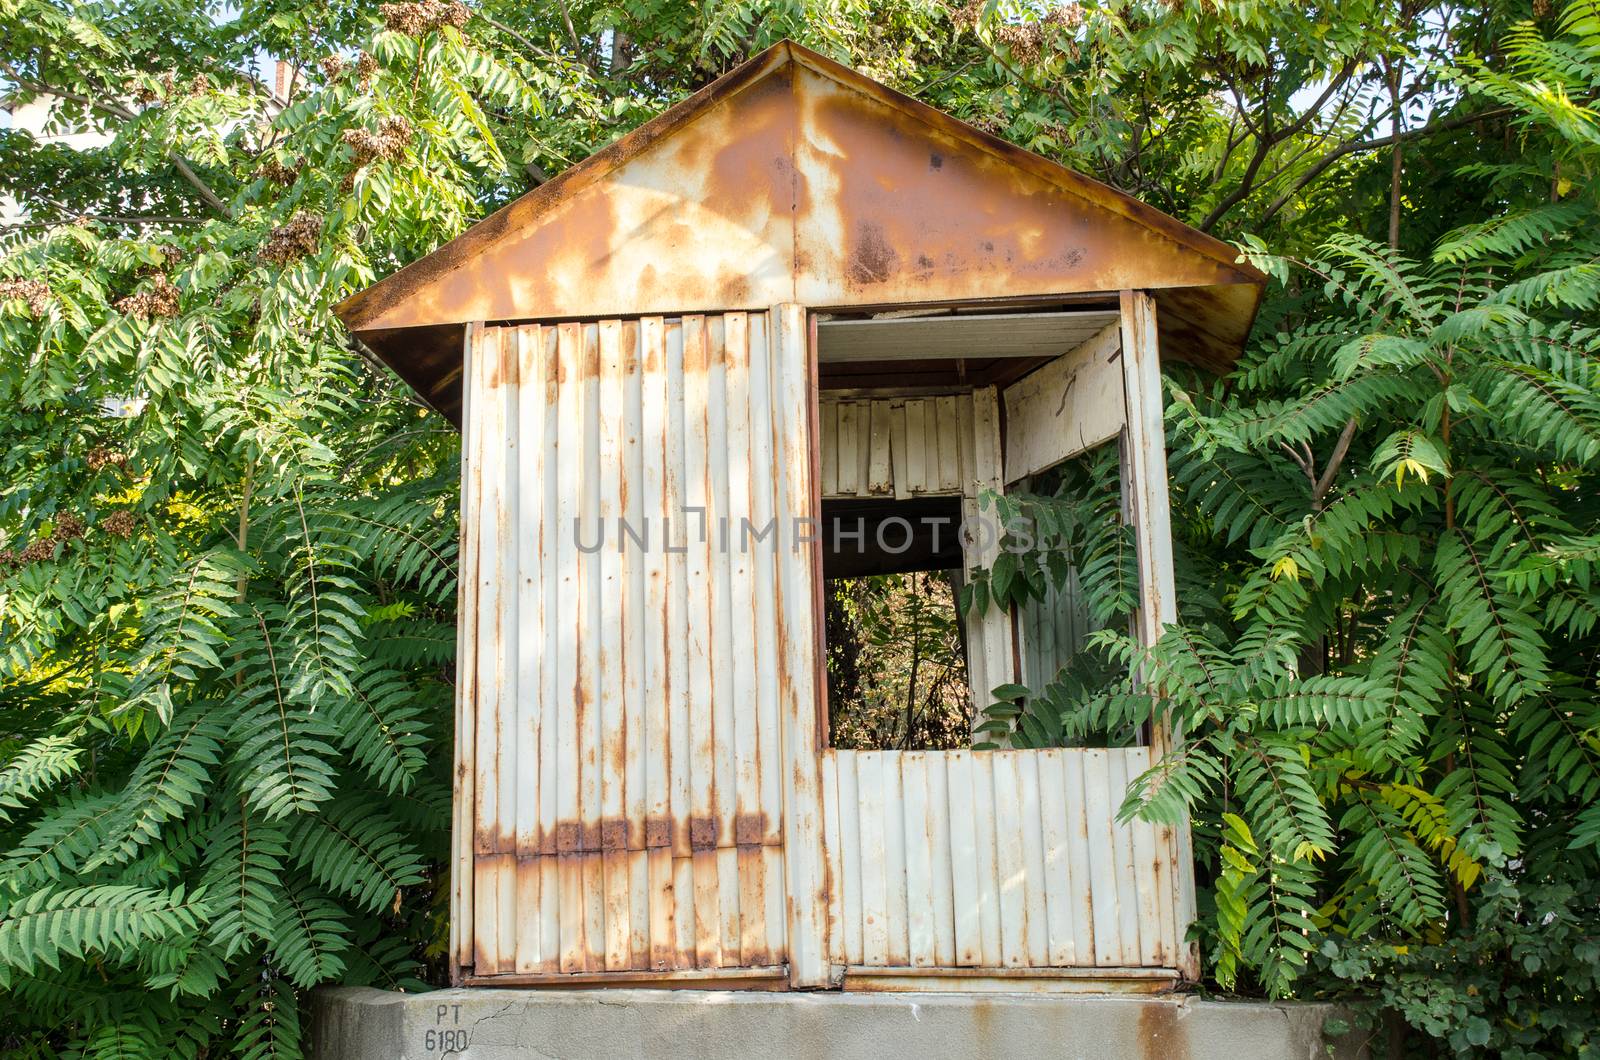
[959, 4, 1600, 1050]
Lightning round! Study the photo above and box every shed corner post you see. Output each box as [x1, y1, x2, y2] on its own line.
[1117, 290, 1201, 982]
[450, 321, 487, 985]
[770, 302, 833, 988]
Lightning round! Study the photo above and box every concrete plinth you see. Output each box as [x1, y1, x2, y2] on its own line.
[311, 986, 1362, 1060]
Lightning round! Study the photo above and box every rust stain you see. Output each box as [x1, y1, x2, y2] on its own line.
[734, 813, 767, 846]
[689, 817, 719, 851]
[1137, 1001, 1187, 1060]
[581, 821, 603, 852]
[602, 819, 629, 851]
[645, 817, 673, 848]
[337, 41, 1264, 424]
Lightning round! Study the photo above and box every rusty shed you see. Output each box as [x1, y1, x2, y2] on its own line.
[335, 39, 1265, 993]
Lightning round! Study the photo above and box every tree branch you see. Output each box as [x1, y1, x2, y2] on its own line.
[1, 214, 203, 231]
[0, 59, 231, 216]
[1257, 103, 1534, 225]
[1312, 416, 1360, 507]
[1199, 60, 1359, 231]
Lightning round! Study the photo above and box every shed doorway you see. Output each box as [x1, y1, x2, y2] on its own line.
[811, 305, 1187, 989]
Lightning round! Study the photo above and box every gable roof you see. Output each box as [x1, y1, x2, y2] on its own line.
[335, 40, 1265, 423]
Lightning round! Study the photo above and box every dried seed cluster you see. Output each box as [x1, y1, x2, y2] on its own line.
[0, 277, 51, 316]
[55, 512, 86, 542]
[115, 276, 181, 319]
[3, 511, 100, 568]
[260, 156, 303, 184]
[356, 52, 378, 88]
[952, 3, 1083, 64]
[320, 54, 346, 79]
[136, 245, 183, 275]
[259, 212, 324, 266]
[87, 446, 130, 472]
[342, 116, 413, 166]
[100, 510, 137, 539]
[14, 538, 57, 565]
[380, 0, 470, 36]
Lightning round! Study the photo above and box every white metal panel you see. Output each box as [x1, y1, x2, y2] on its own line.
[1001, 322, 1125, 484]
[819, 746, 1186, 977]
[771, 302, 832, 987]
[815, 310, 1120, 363]
[460, 313, 801, 982]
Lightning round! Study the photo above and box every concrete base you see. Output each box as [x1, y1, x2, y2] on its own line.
[311, 986, 1362, 1060]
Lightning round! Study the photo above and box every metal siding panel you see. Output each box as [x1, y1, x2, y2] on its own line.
[857, 750, 888, 966]
[474, 325, 506, 859]
[536, 325, 562, 971]
[622, 320, 650, 969]
[934, 395, 959, 492]
[772, 303, 830, 987]
[726, 314, 768, 967]
[867, 401, 892, 494]
[747, 312, 784, 851]
[821, 752, 845, 963]
[820, 400, 839, 497]
[473, 855, 501, 974]
[514, 855, 541, 973]
[583, 851, 606, 971]
[580, 322, 606, 971]
[513, 325, 545, 975]
[972, 753, 1002, 967]
[707, 315, 739, 943]
[665, 320, 695, 970]
[453, 324, 482, 975]
[837, 400, 860, 495]
[597, 320, 631, 971]
[889, 400, 909, 500]
[1062, 750, 1098, 968]
[495, 327, 520, 862]
[1038, 750, 1077, 966]
[763, 845, 787, 959]
[837, 750, 863, 964]
[946, 750, 980, 966]
[900, 752, 935, 968]
[882, 752, 909, 967]
[1019, 753, 1050, 967]
[1127, 747, 1164, 968]
[682, 314, 722, 970]
[639, 316, 675, 969]
[497, 852, 517, 973]
[718, 845, 742, 965]
[926, 752, 957, 967]
[992, 753, 1027, 968]
[1082, 750, 1121, 966]
[904, 399, 927, 493]
[554, 322, 587, 973]
[1107, 751, 1143, 967]
[665, 319, 692, 866]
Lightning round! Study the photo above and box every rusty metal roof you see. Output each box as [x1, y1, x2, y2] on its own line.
[335, 40, 1265, 424]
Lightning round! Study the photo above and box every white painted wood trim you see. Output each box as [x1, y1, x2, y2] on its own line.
[1118, 289, 1199, 981]
[772, 303, 832, 988]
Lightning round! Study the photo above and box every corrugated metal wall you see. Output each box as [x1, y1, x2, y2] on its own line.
[819, 395, 969, 498]
[821, 748, 1180, 972]
[456, 311, 818, 981]
[1017, 568, 1090, 693]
